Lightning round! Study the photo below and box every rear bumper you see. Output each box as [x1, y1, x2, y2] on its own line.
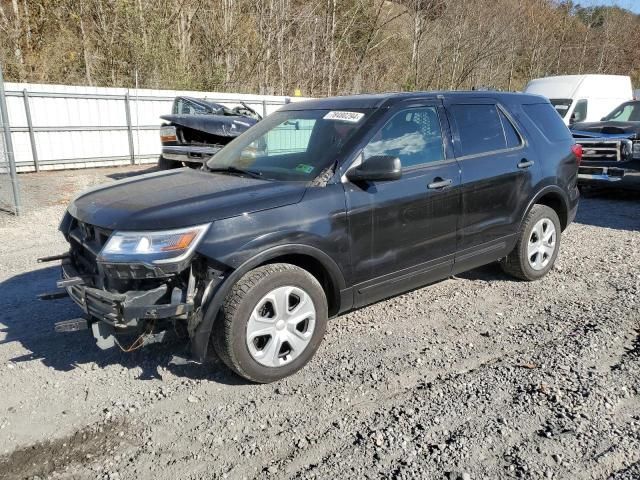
[162, 145, 222, 164]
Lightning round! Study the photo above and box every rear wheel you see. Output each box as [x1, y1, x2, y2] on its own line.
[500, 204, 561, 281]
[213, 263, 328, 383]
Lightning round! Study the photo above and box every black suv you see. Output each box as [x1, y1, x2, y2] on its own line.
[50, 92, 580, 382]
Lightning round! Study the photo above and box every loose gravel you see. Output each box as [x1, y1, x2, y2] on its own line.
[0, 166, 638, 480]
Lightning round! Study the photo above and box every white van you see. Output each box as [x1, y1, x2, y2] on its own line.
[524, 75, 633, 125]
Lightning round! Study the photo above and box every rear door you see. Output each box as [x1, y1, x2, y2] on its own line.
[444, 99, 539, 272]
[344, 101, 461, 306]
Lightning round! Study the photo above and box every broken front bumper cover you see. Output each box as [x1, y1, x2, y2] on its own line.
[61, 261, 193, 328]
[67, 282, 192, 326]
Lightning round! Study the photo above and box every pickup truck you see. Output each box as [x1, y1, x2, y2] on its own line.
[571, 100, 640, 190]
[43, 91, 579, 383]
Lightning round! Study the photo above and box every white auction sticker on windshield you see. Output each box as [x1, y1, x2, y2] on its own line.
[323, 111, 364, 123]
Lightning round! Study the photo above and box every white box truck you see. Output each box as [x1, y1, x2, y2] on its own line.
[524, 74, 633, 126]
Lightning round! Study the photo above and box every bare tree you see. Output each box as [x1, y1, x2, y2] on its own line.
[0, 0, 638, 94]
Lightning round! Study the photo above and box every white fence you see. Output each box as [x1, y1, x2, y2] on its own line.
[3, 82, 308, 172]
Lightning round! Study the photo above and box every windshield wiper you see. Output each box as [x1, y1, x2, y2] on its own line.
[205, 165, 263, 179]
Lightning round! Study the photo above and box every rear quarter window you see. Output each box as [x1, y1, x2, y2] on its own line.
[522, 103, 573, 142]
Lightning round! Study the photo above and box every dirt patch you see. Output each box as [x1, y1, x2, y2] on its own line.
[0, 420, 132, 480]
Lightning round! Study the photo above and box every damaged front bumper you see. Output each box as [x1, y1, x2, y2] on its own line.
[39, 247, 223, 357]
[62, 262, 193, 328]
[57, 260, 197, 351]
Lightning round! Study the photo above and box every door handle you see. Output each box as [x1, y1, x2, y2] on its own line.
[518, 159, 534, 169]
[428, 178, 453, 189]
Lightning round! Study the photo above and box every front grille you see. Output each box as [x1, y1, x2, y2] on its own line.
[577, 138, 633, 162]
[67, 218, 112, 276]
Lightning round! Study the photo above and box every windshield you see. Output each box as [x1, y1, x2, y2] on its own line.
[206, 108, 371, 181]
[550, 99, 572, 118]
[602, 101, 640, 122]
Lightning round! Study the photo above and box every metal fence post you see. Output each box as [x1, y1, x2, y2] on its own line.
[124, 92, 135, 165]
[262, 99, 267, 118]
[0, 62, 22, 215]
[22, 89, 39, 172]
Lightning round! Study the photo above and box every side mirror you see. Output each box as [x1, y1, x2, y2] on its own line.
[347, 155, 402, 182]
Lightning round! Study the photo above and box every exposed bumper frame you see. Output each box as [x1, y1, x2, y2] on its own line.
[61, 262, 194, 328]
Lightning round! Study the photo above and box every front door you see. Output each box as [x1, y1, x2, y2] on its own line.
[344, 103, 462, 307]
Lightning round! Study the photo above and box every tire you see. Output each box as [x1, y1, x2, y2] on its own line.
[213, 263, 328, 383]
[500, 204, 561, 281]
[157, 155, 181, 170]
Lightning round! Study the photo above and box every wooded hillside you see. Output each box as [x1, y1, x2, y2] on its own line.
[1, 0, 638, 95]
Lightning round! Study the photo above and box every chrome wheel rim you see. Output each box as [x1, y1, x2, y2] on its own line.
[528, 218, 556, 271]
[246, 286, 316, 367]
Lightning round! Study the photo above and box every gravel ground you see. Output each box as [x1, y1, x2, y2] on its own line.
[0, 166, 638, 480]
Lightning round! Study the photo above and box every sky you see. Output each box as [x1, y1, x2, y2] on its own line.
[585, 0, 640, 13]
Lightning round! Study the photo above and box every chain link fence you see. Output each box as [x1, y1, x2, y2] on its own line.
[0, 63, 22, 216]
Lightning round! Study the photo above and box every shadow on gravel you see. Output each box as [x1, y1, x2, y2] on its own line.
[456, 262, 513, 282]
[575, 189, 640, 232]
[0, 265, 246, 385]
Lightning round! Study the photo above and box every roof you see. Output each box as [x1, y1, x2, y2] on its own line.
[279, 91, 547, 111]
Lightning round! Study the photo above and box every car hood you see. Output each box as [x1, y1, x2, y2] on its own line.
[160, 114, 257, 138]
[68, 168, 307, 231]
[571, 121, 640, 138]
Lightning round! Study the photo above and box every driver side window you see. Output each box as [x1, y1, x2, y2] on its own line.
[572, 99, 588, 123]
[173, 98, 209, 115]
[610, 104, 634, 122]
[363, 107, 444, 168]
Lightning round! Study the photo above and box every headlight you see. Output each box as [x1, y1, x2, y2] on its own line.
[633, 141, 640, 159]
[98, 224, 210, 264]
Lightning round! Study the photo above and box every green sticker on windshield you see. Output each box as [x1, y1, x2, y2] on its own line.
[295, 164, 315, 174]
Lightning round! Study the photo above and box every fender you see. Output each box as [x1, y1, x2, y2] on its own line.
[190, 244, 347, 363]
[520, 184, 571, 230]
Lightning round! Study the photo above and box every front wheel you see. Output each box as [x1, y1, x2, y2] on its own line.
[213, 263, 328, 383]
[157, 155, 181, 170]
[500, 204, 561, 281]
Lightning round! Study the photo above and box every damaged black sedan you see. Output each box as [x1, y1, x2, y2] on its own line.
[158, 96, 262, 169]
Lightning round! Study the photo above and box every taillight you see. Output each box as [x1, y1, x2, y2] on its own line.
[571, 144, 583, 165]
